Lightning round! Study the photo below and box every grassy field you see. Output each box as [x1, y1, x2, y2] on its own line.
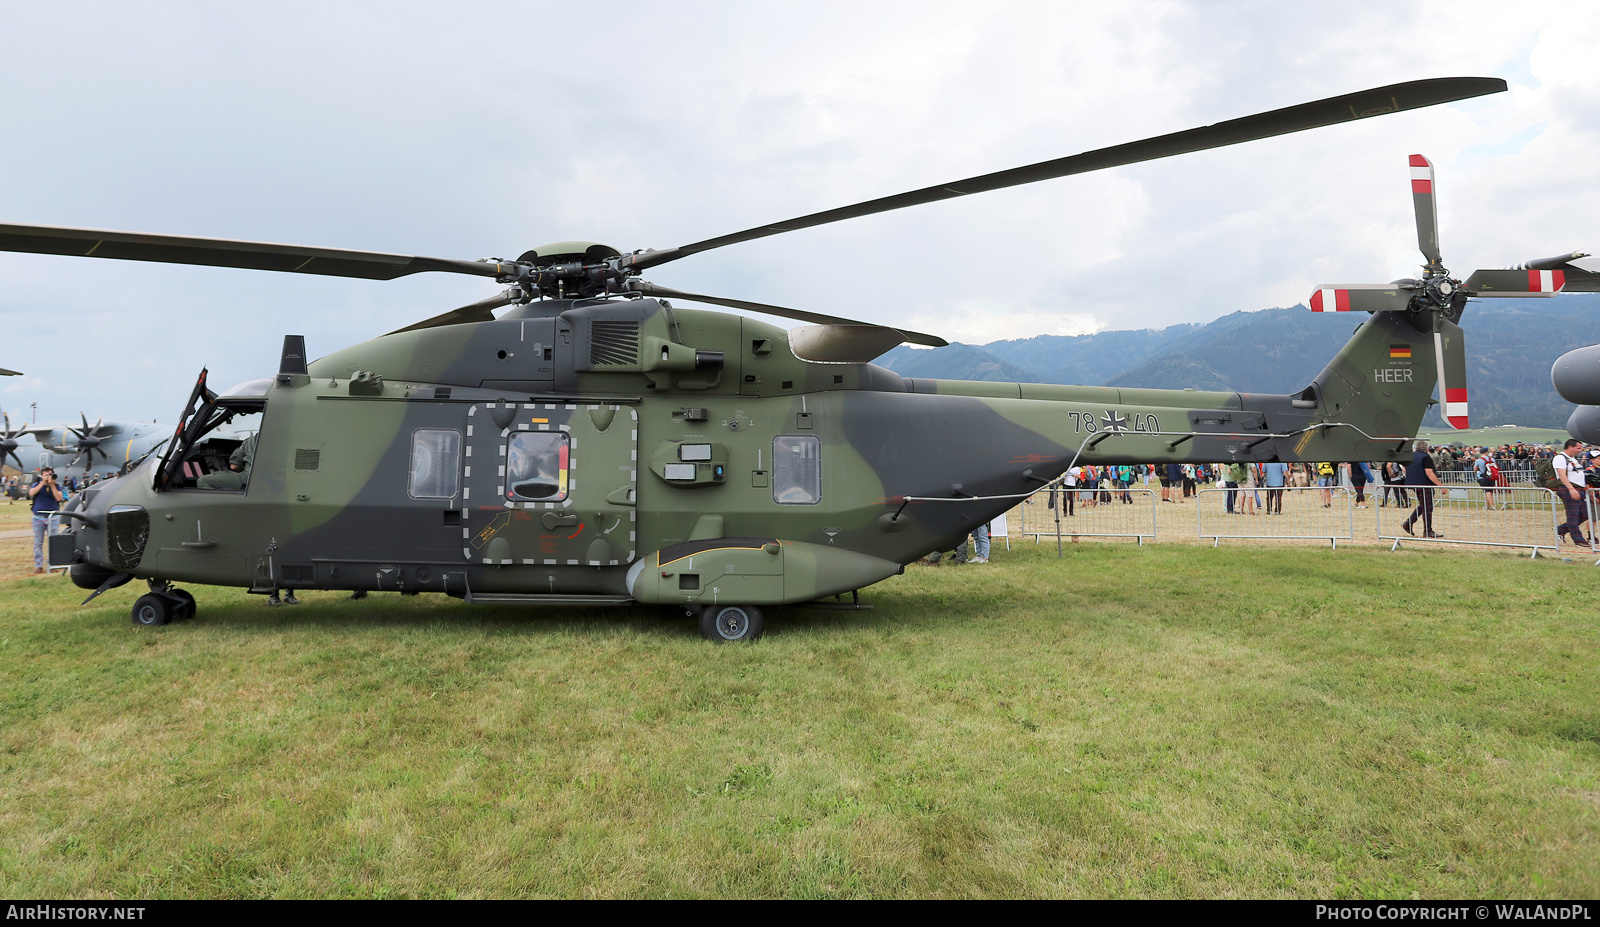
[0, 541, 1596, 898]
[1416, 426, 1570, 447]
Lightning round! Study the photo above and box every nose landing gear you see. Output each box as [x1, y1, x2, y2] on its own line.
[131, 580, 196, 626]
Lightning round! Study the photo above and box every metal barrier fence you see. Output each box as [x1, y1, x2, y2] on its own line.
[1197, 485, 1355, 548]
[1375, 485, 1561, 557]
[1583, 493, 1600, 565]
[1015, 487, 1158, 547]
[1437, 470, 1538, 487]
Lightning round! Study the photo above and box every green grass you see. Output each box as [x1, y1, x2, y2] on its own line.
[1, 543, 1596, 898]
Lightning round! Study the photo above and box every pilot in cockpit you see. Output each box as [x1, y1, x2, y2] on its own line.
[196, 433, 258, 490]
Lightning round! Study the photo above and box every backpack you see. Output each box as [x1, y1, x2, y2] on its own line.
[1486, 460, 1500, 481]
[1535, 456, 1561, 490]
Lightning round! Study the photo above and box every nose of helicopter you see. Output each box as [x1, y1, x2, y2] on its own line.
[55, 473, 137, 591]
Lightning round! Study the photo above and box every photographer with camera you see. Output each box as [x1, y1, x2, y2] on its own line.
[28, 466, 64, 574]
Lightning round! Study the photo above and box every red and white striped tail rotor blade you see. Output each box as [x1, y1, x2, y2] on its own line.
[1411, 154, 1442, 267]
[1461, 267, 1567, 297]
[1308, 285, 1411, 313]
[1434, 319, 1469, 430]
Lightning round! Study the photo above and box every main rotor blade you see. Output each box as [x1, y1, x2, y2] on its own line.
[627, 77, 1507, 271]
[1410, 154, 1442, 268]
[387, 290, 522, 335]
[0, 367, 20, 376]
[0, 223, 502, 281]
[635, 282, 949, 347]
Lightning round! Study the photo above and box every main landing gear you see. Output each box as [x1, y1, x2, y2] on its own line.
[131, 580, 196, 627]
[698, 604, 764, 642]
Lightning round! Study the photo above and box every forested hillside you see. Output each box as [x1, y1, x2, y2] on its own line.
[875, 295, 1600, 429]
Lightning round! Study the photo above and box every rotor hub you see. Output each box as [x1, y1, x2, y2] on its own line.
[481, 242, 640, 301]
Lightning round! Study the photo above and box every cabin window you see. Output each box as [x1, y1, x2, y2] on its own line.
[772, 435, 821, 505]
[408, 429, 462, 499]
[507, 432, 569, 502]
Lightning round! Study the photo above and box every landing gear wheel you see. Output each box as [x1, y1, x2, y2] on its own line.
[699, 604, 764, 642]
[169, 589, 196, 620]
[132, 594, 172, 627]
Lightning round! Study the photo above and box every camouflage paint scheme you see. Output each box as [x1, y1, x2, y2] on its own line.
[63, 295, 1440, 610]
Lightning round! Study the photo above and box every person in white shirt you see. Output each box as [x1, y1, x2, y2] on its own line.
[1553, 438, 1590, 546]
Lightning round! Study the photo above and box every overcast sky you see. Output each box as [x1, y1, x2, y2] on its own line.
[1, 0, 1595, 424]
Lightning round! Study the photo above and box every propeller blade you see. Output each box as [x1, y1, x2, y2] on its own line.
[1308, 285, 1412, 313]
[1434, 318, 1469, 430]
[387, 289, 522, 335]
[625, 77, 1507, 272]
[1551, 343, 1600, 406]
[1462, 268, 1566, 297]
[788, 325, 919, 364]
[635, 282, 948, 347]
[0, 222, 502, 281]
[1566, 405, 1600, 445]
[4, 450, 23, 471]
[1410, 154, 1442, 269]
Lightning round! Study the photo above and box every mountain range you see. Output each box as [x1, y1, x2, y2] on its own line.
[876, 294, 1600, 430]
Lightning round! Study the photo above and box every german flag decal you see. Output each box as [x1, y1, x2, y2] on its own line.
[1389, 344, 1412, 359]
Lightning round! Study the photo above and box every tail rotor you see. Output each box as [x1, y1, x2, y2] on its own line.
[1308, 154, 1579, 430]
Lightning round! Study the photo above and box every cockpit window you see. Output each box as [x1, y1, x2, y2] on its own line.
[156, 368, 268, 492]
[408, 429, 461, 499]
[507, 432, 568, 502]
[772, 435, 821, 505]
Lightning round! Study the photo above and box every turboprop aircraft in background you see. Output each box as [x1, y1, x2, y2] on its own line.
[36, 415, 173, 477]
[1537, 254, 1600, 441]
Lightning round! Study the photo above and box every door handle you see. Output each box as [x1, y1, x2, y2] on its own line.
[542, 512, 579, 530]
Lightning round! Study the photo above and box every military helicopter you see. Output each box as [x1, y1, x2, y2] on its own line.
[6, 76, 1565, 640]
